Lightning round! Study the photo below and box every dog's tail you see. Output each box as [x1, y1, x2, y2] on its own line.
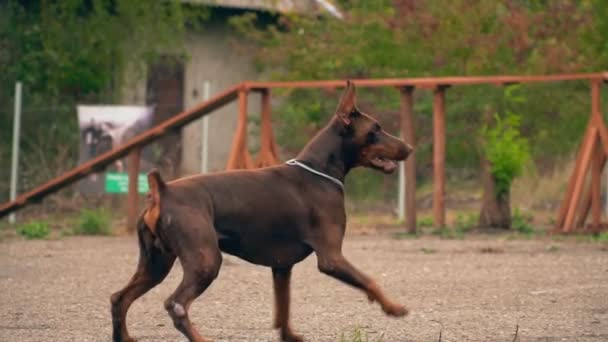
[142, 169, 165, 235]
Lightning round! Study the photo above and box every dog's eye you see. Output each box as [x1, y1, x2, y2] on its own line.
[366, 131, 378, 144]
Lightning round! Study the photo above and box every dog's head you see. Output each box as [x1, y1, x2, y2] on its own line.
[335, 81, 413, 174]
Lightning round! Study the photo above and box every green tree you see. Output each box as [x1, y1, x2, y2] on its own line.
[0, 0, 206, 199]
[231, 0, 606, 186]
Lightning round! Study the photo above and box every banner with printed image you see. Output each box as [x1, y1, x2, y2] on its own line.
[78, 105, 154, 194]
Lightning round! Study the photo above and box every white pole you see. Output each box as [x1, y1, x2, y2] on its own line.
[9, 82, 22, 224]
[398, 160, 405, 221]
[398, 127, 405, 222]
[200, 81, 211, 173]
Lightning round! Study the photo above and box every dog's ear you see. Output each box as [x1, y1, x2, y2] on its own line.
[335, 80, 357, 125]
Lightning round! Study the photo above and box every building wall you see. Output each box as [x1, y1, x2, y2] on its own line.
[181, 24, 261, 175]
[121, 20, 263, 176]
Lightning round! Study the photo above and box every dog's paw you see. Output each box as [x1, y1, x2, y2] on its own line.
[281, 329, 304, 342]
[282, 334, 304, 342]
[382, 303, 409, 317]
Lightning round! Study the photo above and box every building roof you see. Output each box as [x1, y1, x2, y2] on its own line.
[182, 0, 342, 18]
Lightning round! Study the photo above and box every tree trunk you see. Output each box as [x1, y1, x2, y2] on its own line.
[478, 157, 512, 229]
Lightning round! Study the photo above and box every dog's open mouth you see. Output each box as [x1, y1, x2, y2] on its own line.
[370, 156, 398, 174]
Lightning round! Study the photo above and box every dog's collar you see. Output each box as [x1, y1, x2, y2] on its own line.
[285, 159, 344, 191]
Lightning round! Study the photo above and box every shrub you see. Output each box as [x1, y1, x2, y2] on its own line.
[74, 209, 111, 235]
[417, 216, 434, 227]
[479, 85, 531, 198]
[17, 221, 50, 240]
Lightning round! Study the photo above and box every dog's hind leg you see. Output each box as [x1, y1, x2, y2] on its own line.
[272, 266, 303, 342]
[111, 226, 175, 342]
[164, 224, 222, 342]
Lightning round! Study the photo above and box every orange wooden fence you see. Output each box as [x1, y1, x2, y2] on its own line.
[1, 73, 607, 234]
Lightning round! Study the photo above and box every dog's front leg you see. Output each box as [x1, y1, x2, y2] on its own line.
[272, 266, 303, 342]
[315, 246, 408, 317]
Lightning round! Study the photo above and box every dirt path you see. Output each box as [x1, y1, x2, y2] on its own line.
[1, 233, 607, 341]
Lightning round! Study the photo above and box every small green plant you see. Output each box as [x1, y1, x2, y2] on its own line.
[453, 212, 478, 232]
[547, 245, 560, 252]
[340, 327, 383, 342]
[417, 216, 434, 227]
[74, 209, 111, 235]
[17, 221, 50, 240]
[420, 247, 437, 254]
[512, 208, 535, 235]
[594, 231, 608, 243]
[433, 227, 465, 240]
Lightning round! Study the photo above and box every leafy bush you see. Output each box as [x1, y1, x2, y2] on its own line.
[480, 106, 531, 197]
[74, 209, 111, 235]
[479, 86, 530, 197]
[17, 221, 50, 240]
[417, 216, 434, 227]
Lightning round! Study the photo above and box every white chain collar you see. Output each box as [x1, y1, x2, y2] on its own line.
[285, 159, 344, 191]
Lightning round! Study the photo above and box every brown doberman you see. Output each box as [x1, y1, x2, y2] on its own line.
[110, 81, 413, 342]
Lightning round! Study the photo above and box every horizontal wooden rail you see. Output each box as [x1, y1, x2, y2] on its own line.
[246, 72, 608, 91]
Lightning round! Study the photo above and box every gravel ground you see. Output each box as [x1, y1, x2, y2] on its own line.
[1, 232, 608, 342]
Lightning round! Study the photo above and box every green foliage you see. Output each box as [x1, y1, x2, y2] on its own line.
[74, 209, 111, 235]
[1, 0, 190, 96]
[17, 221, 50, 240]
[593, 232, 608, 243]
[480, 87, 531, 197]
[230, 1, 606, 189]
[512, 208, 535, 235]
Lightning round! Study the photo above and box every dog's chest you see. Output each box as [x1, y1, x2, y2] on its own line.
[217, 231, 313, 267]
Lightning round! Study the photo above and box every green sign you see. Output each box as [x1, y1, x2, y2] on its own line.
[105, 172, 149, 193]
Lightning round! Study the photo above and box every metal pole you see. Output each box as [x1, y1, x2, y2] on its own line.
[9, 82, 22, 224]
[398, 161, 405, 221]
[201, 81, 211, 173]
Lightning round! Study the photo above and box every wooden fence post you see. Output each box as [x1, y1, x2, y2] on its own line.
[433, 86, 447, 228]
[127, 148, 141, 233]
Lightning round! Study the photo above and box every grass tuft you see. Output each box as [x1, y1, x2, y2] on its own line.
[73, 209, 111, 236]
[17, 221, 50, 240]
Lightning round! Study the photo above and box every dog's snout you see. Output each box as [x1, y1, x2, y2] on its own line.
[397, 142, 414, 160]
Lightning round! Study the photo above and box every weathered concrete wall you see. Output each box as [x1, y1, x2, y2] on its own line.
[181, 24, 261, 175]
[121, 21, 262, 176]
